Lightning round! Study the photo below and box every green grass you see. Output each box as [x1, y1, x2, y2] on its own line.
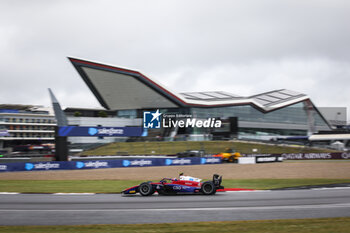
[82, 140, 336, 156]
[222, 179, 350, 190]
[0, 180, 142, 193]
[1, 218, 350, 232]
[0, 179, 349, 193]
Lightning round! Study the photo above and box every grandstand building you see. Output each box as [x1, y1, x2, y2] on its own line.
[67, 57, 331, 140]
[0, 105, 56, 149]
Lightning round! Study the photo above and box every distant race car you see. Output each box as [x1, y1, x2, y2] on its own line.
[122, 173, 224, 196]
[213, 148, 241, 163]
[176, 150, 205, 158]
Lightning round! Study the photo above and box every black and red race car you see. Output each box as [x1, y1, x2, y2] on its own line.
[122, 174, 223, 196]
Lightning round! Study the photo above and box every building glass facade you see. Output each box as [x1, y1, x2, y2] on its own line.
[191, 102, 327, 126]
[190, 101, 329, 137]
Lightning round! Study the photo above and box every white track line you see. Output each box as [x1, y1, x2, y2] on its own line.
[223, 190, 271, 193]
[52, 193, 95, 195]
[310, 187, 350, 191]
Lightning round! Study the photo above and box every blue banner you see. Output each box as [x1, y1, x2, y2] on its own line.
[58, 126, 143, 137]
[0, 157, 221, 172]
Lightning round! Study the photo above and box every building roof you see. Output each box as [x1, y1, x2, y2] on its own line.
[0, 104, 35, 111]
[69, 57, 309, 112]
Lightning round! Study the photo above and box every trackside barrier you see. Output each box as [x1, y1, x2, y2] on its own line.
[243, 154, 283, 163]
[237, 157, 256, 164]
[282, 152, 350, 160]
[245, 152, 350, 160]
[0, 157, 221, 172]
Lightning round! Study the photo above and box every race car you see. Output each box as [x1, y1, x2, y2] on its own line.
[213, 148, 241, 163]
[122, 173, 223, 196]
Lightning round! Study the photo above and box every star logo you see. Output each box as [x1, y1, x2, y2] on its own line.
[150, 109, 162, 122]
[143, 109, 162, 128]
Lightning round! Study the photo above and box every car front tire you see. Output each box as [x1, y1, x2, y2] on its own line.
[139, 182, 155, 196]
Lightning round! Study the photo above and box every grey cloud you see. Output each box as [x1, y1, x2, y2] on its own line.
[0, 0, 349, 119]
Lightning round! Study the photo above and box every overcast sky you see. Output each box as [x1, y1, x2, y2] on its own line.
[1, 0, 349, 120]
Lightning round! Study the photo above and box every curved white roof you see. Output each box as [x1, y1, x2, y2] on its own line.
[69, 57, 309, 112]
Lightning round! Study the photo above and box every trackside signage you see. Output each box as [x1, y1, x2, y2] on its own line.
[245, 153, 350, 160]
[0, 157, 221, 172]
[0, 164, 7, 170]
[76, 161, 109, 169]
[25, 162, 61, 170]
[122, 159, 153, 167]
[244, 154, 283, 163]
[58, 126, 142, 137]
[282, 152, 350, 160]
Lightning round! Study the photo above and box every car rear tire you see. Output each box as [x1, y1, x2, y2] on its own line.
[139, 182, 155, 196]
[201, 181, 216, 195]
[228, 156, 235, 163]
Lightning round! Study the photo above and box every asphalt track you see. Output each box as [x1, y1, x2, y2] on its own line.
[0, 188, 350, 225]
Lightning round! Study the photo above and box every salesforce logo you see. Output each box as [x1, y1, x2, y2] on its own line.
[123, 159, 152, 167]
[123, 160, 131, 167]
[206, 158, 221, 163]
[24, 162, 60, 170]
[76, 162, 85, 169]
[165, 159, 173, 165]
[341, 153, 350, 159]
[85, 161, 108, 168]
[200, 158, 221, 164]
[76, 161, 108, 169]
[25, 163, 34, 171]
[130, 160, 152, 166]
[88, 127, 98, 136]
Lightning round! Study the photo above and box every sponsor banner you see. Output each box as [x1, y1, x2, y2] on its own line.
[282, 152, 350, 160]
[75, 160, 116, 169]
[245, 152, 350, 160]
[200, 157, 222, 164]
[24, 162, 62, 171]
[0, 161, 73, 172]
[0, 157, 221, 172]
[0, 130, 10, 137]
[165, 158, 194, 166]
[58, 126, 142, 137]
[122, 159, 155, 167]
[164, 157, 221, 166]
[245, 153, 273, 157]
[244, 154, 283, 163]
[255, 155, 283, 163]
[0, 164, 8, 171]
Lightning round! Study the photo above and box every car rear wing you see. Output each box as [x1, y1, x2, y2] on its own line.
[213, 174, 224, 189]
